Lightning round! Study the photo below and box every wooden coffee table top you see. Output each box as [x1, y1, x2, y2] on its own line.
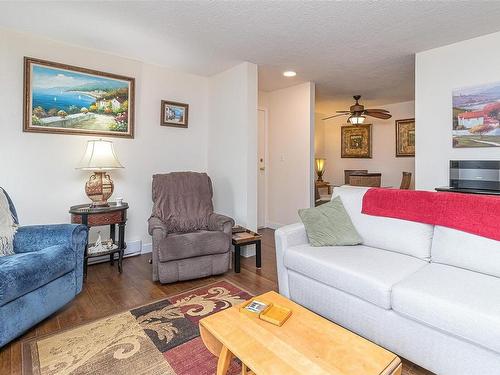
[199, 291, 401, 375]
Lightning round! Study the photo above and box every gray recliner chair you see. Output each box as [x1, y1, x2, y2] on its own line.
[148, 172, 234, 283]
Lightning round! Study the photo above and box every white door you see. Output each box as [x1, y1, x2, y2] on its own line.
[257, 109, 267, 228]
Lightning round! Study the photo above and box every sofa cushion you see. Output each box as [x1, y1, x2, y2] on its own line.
[392, 263, 500, 354]
[333, 186, 434, 259]
[158, 230, 229, 262]
[284, 244, 427, 309]
[298, 197, 362, 246]
[432, 225, 500, 278]
[0, 244, 75, 306]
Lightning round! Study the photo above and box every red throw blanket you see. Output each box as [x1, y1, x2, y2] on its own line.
[362, 188, 500, 241]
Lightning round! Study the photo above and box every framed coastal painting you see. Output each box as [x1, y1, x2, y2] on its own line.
[160, 100, 189, 128]
[341, 124, 372, 158]
[395, 118, 415, 157]
[452, 81, 500, 148]
[23, 57, 135, 138]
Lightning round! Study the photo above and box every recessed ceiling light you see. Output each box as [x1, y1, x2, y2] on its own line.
[283, 71, 296, 77]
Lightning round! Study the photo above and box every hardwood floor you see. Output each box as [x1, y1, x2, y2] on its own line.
[1, 228, 430, 375]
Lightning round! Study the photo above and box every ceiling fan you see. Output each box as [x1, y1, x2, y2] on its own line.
[322, 95, 392, 124]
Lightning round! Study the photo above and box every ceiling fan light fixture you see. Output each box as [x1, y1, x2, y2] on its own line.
[349, 115, 365, 125]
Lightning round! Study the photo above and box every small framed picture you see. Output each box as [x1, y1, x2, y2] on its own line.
[395, 118, 415, 157]
[161, 100, 188, 128]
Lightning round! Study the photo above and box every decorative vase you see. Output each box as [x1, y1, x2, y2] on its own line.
[85, 171, 114, 206]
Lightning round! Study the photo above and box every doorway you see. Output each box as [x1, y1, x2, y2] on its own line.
[257, 108, 268, 228]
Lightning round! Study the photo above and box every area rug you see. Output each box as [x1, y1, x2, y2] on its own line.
[22, 279, 432, 375]
[22, 280, 251, 375]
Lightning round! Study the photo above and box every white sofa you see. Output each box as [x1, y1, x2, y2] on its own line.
[275, 186, 500, 375]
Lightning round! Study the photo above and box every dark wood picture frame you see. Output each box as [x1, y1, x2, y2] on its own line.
[160, 100, 189, 128]
[341, 124, 372, 158]
[395, 118, 415, 157]
[23, 57, 135, 138]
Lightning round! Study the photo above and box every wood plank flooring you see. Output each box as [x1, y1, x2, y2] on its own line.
[0, 228, 430, 375]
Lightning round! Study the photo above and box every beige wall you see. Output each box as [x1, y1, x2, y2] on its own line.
[258, 82, 315, 227]
[318, 101, 415, 188]
[208, 62, 258, 230]
[416, 31, 500, 190]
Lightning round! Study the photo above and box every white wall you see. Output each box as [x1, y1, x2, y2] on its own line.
[320, 101, 415, 188]
[0, 28, 258, 249]
[208, 62, 258, 230]
[259, 82, 315, 227]
[415, 31, 500, 190]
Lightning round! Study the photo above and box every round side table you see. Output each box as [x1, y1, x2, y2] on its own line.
[70, 202, 129, 277]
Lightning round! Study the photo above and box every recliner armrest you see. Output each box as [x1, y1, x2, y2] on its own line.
[208, 213, 234, 235]
[13, 224, 88, 294]
[13, 224, 87, 254]
[148, 216, 168, 236]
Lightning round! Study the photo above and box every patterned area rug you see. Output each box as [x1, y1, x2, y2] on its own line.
[23, 281, 250, 375]
[22, 280, 432, 375]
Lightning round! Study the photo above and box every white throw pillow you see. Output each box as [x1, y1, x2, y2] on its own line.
[0, 189, 17, 256]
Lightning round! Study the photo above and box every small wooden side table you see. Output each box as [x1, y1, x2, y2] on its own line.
[232, 227, 262, 273]
[316, 180, 333, 195]
[70, 202, 129, 277]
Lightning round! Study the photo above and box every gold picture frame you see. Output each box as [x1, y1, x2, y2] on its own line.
[341, 124, 372, 158]
[24, 57, 135, 138]
[395, 118, 415, 157]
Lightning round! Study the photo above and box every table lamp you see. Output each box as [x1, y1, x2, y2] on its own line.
[315, 158, 326, 182]
[76, 139, 123, 206]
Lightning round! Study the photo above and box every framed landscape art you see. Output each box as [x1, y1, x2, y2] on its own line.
[24, 57, 135, 138]
[161, 100, 189, 128]
[452, 81, 500, 148]
[341, 124, 372, 158]
[395, 118, 415, 157]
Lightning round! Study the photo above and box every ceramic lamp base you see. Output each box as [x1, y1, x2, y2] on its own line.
[85, 171, 114, 206]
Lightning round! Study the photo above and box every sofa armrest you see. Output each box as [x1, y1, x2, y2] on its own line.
[208, 213, 234, 236]
[13, 224, 88, 293]
[274, 223, 308, 297]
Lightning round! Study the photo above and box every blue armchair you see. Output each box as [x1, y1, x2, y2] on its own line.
[0, 188, 87, 347]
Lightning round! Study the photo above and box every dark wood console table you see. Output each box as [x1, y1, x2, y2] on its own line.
[70, 202, 129, 277]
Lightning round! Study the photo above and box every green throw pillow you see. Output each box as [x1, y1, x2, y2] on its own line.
[298, 197, 362, 246]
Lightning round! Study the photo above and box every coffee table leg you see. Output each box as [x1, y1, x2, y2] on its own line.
[234, 245, 241, 273]
[217, 346, 233, 375]
[256, 240, 262, 269]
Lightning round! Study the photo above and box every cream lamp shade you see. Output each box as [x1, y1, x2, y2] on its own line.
[77, 139, 123, 171]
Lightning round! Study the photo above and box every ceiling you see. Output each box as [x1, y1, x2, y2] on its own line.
[2, 1, 500, 106]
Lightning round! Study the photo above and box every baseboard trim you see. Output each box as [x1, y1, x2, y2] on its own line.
[141, 243, 152, 254]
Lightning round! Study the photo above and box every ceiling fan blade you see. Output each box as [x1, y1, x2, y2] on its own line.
[365, 112, 392, 120]
[336, 110, 351, 113]
[322, 113, 349, 120]
[364, 109, 390, 113]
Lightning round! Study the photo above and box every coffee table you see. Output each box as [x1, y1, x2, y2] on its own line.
[199, 291, 401, 375]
